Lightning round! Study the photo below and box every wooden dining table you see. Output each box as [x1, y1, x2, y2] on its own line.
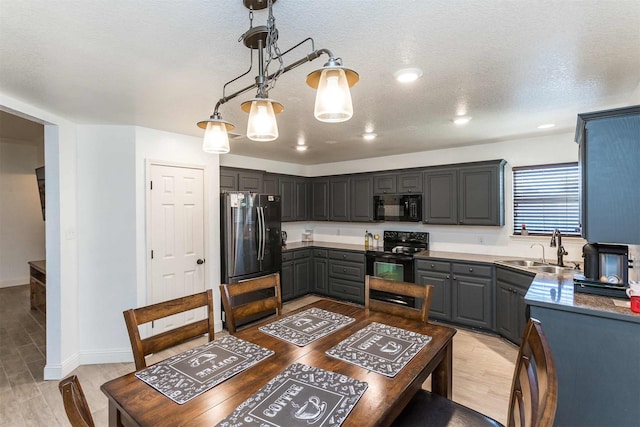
[102, 299, 456, 427]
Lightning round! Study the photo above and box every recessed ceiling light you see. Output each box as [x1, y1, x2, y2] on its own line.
[537, 123, 555, 129]
[363, 132, 377, 141]
[296, 145, 308, 151]
[394, 68, 423, 83]
[453, 116, 472, 125]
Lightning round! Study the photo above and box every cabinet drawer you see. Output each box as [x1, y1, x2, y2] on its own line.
[282, 252, 294, 262]
[329, 278, 364, 303]
[329, 250, 364, 263]
[313, 249, 328, 258]
[329, 261, 364, 281]
[452, 262, 493, 278]
[294, 249, 311, 259]
[415, 259, 450, 273]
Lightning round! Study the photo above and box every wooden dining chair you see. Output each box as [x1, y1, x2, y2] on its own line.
[123, 289, 215, 370]
[58, 375, 95, 427]
[365, 275, 434, 323]
[220, 272, 282, 334]
[391, 318, 558, 427]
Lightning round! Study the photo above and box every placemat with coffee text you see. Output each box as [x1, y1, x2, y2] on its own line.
[216, 363, 368, 427]
[135, 335, 274, 404]
[259, 308, 355, 346]
[325, 322, 432, 377]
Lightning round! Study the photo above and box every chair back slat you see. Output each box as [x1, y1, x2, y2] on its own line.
[220, 273, 282, 334]
[365, 275, 433, 323]
[123, 289, 215, 370]
[58, 375, 95, 427]
[507, 318, 558, 427]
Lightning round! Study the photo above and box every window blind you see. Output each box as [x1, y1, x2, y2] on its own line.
[513, 163, 580, 235]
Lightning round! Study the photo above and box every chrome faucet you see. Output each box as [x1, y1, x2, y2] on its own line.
[530, 243, 546, 263]
[550, 229, 568, 267]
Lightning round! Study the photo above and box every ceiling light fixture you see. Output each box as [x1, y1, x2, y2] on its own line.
[394, 68, 423, 83]
[296, 145, 308, 151]
[537, 123, 555, 129]
[363, 132, 377, 141]
[453, 116, 472, 125]
[197, 0, 359, 154]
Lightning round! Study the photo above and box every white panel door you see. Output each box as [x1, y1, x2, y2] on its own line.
[149, 164, 205, 335]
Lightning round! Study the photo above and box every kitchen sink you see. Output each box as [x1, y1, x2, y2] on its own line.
[529, 265, 575, 274]
[497, 259, 547, 267]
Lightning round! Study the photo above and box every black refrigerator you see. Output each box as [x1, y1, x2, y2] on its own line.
[220, 192, 282, 326]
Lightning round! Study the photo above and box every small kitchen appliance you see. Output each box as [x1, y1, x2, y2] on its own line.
[574, 243, 629, 298]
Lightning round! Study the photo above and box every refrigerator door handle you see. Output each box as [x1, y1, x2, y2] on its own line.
[261, 206, 266, 261]
[257, 206, 265, 261]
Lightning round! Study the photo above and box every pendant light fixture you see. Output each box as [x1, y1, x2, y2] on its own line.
[197, 0, 359, 153]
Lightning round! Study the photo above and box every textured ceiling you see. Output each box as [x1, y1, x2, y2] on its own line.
[1, 0, 639, 164]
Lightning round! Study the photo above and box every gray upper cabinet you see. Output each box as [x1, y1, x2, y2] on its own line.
[423, 168, 458, 224]
[398, 172, 423, 193]
[310, 178, 330, 221]
[280, 176, 308, 222]
[577, 105, 640, 244]
[220, 167, 263, 192]
[423, 160, 505, 226]
[350, 175, 374, 222]
[262, 173, 279, 195]
[373, 173, 397, 194]
[329, 177, 350, 221]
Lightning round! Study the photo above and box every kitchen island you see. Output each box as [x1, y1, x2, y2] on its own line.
[525, 273, 640, 427]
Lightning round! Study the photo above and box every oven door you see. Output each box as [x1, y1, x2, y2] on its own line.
[365, 253, 415, 307]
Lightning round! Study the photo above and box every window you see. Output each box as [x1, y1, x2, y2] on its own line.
[513, 163, 580, 236]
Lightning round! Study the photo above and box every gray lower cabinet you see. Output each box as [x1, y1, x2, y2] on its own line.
[451, 262, 494, 330]
[327, 250, 365, 304]
[415, 258, 494, 330]
[281, 249, 312, 301]
[495, 266, 535, 344]
[312, 249, 328, 295]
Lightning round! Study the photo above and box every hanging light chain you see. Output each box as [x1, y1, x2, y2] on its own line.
[263, 0, 284, 93]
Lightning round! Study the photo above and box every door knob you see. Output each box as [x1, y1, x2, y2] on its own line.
[197, 259, 205, 265]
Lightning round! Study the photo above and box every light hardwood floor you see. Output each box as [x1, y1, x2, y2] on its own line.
[0, 285, 517, 426]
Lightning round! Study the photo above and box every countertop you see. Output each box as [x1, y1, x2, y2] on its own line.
[282, 241, 639, 323]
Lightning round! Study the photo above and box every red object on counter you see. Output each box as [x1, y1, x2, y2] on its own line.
[630, 296, 640, 313]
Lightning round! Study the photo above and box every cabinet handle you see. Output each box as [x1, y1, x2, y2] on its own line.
[446, 275, 450, 279]
[343, 269, 347, 272]
[469, 267, 473, 272]
[453, 276, 457, 280]
[431, 264, 435, 268]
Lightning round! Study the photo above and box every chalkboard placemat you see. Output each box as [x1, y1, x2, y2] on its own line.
[135, 335, 274, 404]
[325, 322, 432, 377]
[259, 308, 355, 346]
[216, 363, 368, 427]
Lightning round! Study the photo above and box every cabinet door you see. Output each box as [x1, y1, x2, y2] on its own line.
[415, 270, 451, 321]
[279, 177, 295, 222]
[313, 258, 328, 295]
[514, 288, 529, 345]
[310, 178, 329, 221]
[263, 174, 279, 195]
[398, 172, 423, 193]
[293, 257, 311, 297]
[458, 165, 501, 225]
[220, 168, 238, 191]
[350, 175, 373, 222]
[373, 173, 397, 194]
[582, 113, 640, 243]
[238, 170, 263, 192]
[423, 169, 457, 224]
[294, 178, 309, 221]
[329, 177, 350, 221]
[496, 280, 518, 342]
[452, 275, 493, 329]
[281, 260, 294, 301]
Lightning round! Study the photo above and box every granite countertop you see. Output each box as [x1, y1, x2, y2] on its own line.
[282, 241, 639, 323]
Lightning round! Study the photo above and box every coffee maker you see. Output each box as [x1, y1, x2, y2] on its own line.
[583, 243, 629, 285]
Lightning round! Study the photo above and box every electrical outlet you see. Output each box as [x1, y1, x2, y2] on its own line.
[478, 236, 484, 244]
[336, 229, 341, 236]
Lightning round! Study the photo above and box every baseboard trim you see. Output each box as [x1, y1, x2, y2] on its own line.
[79, 348, 134, 365]
[44, 352, 80, 380]
[0, 278, 28, 289]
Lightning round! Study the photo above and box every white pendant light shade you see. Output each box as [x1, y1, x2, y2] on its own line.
[242, 98, 283, 142]
[313, 67, 354, 123]
[197, 114, 234, 154]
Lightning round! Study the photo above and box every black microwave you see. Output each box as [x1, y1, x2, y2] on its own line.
[373, 194, 422, 222]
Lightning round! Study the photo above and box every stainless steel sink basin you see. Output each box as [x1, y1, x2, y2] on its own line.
[498, 259, 547, 267]
[530, 265, 575, 274]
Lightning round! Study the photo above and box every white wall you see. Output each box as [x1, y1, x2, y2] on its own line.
[0, 139, 45, 287]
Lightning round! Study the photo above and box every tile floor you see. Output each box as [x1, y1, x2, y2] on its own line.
[0, 285, 517, 426]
